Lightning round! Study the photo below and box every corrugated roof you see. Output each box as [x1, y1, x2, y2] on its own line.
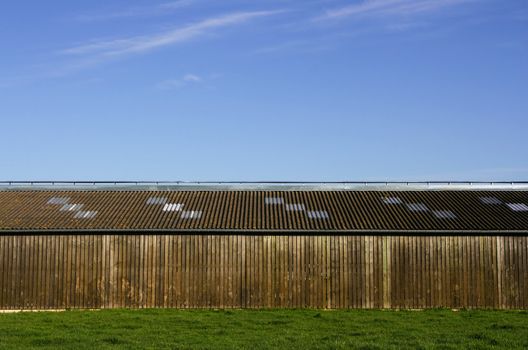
[1, 189, 528, 232]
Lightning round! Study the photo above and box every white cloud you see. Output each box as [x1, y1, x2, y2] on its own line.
[159, 1, 196, 10]
[157, 73, 203, 89]
[75, 0, 197, 22]
[251, 39, 333, 55]
[386, 21, 427, 31]
[62, 11, 280, 59]
[2, 10, 280, 86]
[183, 74, 202, 82]
[317, 0, 472, 21]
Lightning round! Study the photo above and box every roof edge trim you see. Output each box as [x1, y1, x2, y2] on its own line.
[2, 181, 528, 191]
[1, 228, 527, 235]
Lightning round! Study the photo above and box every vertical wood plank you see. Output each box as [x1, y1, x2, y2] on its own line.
[1, 235, 527, 310]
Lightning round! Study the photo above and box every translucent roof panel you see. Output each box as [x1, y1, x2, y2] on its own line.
[407, 203, 428, 212]
[506, 203, 528, 212]
[146, 197, 168, 205]
[181, 210, 202, 219]
[285, 203, 305, 211]
[433, 210, 457, 219]
[383, 197, 402, 205]
[480, 197, 502, 205]
[265, 197, 284, 205]
[47, 197, 70, 205]
[307, 210, 329, 219]
[162, 203, 184, 212]
[59, 204, 84, 212]
[73, 211, 97, 219]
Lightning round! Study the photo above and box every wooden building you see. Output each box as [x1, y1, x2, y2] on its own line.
[0, 182, 527, 310]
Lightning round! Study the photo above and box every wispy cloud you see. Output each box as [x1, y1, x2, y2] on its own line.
[252, 38, 334, 55]
[75, 0, 196, 22]
[157, 73, 203, 89]
[317, 0, 472, 21]
[2, 10, 280, 86]
[183, 73, 202, 82]
[61, 11, 280, 59]
[386, 21, 427, 31]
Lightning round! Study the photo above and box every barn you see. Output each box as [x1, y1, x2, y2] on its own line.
[0, 181, 527, 310]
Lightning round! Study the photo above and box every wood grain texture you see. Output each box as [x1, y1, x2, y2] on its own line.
[0, 234, 526, 310]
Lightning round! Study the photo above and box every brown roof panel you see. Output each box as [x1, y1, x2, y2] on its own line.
[0, 189, 527, 232]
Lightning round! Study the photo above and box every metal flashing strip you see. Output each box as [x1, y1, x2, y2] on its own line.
[1, 181, 528, 191]
[1, 228, 527, 235]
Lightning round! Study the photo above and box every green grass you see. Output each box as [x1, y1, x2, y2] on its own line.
[0, 309, 527, 349]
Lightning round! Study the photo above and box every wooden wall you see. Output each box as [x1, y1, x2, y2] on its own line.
[0, 234, 526, 310]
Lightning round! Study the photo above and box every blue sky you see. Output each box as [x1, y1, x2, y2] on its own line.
[0, 0, 527, 181]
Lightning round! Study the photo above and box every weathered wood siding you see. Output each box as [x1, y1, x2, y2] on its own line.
[0, 234, 526, 310]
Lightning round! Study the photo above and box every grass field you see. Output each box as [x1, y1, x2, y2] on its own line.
[0, 309, 527, 349]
